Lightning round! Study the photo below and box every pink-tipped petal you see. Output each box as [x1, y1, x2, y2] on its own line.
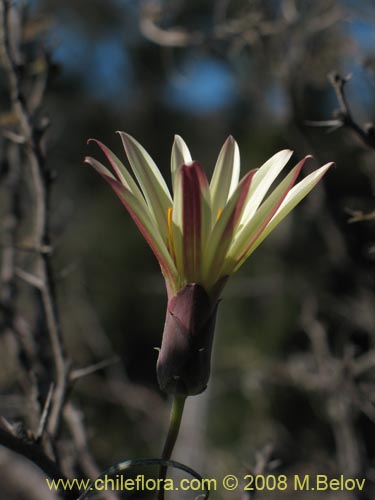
[87, 140, 146, 206]
[241, 149, 294, 223]
[227, 156, 311, 273]
[88, 139, 127, 184]
[117, 132, 172, 240]
[86, 156, 177, 286]
[84, 156, 116, 180]
[240, 162, 333, 265]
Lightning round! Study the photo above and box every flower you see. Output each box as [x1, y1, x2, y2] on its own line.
[85, 133, 332, 395]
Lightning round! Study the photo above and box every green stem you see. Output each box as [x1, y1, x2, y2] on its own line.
[157, 394, 187, 500]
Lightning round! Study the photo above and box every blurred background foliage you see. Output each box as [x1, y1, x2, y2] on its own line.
[0, 0, 374, 499]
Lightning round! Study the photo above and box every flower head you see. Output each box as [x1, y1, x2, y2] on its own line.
[86, 133, 331, 297]
[85, 133, 332, 394]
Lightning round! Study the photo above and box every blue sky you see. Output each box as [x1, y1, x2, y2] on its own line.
[164, 58, 237, 113]
[50, 6, 374, 116]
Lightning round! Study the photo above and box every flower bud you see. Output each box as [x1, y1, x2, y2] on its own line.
[156, 284, 218, 395]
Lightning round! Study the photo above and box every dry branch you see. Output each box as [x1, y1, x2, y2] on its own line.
[306, 73, 375, 150]
[0, 0, 69, 440]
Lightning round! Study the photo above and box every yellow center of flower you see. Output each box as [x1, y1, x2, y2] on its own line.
[216, 208, 223, 221]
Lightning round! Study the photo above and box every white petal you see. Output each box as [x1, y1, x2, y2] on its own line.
[232, 162, 332, 272]
[171, 167, 184, 276]
[118, 132, 172, 240]
[201, 169, 255, 286]
[85, 157, 116, 181]
[210, 136, 240, 218]
[107, 179, 178, 286]
[87, 141, 148, 206]
[171, 135, 192, 190]
[226, 160, 303, 272]
[240, 149, 293, 225]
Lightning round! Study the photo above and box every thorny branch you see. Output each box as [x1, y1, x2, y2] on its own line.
[306, 73, 375, 150]
[0, 6, 121, 500]
[0, 0, 68, 441]
[0, 2, 75, 494]
[0, 142, 20, 334]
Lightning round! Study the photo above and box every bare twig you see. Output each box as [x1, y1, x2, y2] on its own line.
[69, 356, 120, 383]
[63, 271, 165, 426]
[64, 403, 120, 500]
[351, 350, 375, 378]
[1, 128, 25, 143]
[35, 383, 54, 441]
[346, 208, 375, 224]
[139, 0, 342, 57]
[0, 140, 20, 333]
[0, 100, 43, 433]
[140, 2, 201, 47]
[242, 444, 275, 500]
[306, 73, 375, 149]
[15, 267, 44, 288]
